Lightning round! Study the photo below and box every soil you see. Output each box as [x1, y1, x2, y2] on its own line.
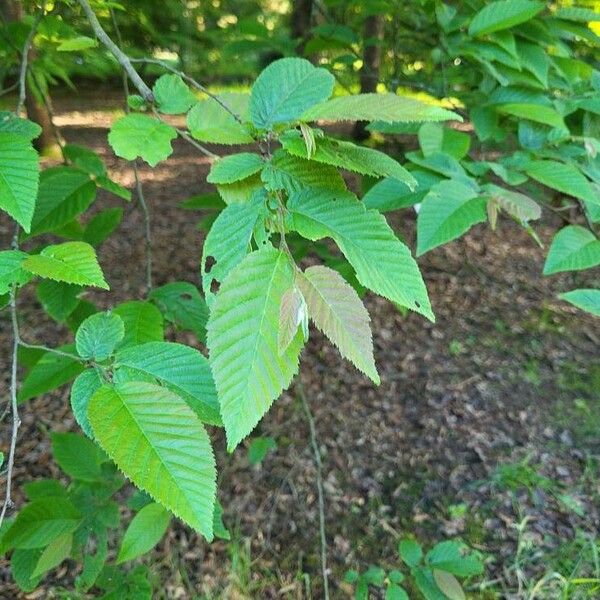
[1, 90, 599, 599]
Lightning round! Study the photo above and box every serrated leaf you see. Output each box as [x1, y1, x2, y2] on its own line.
[18, 344, 84, 403]
[262, 149, 347, 194]
[201, 194, 264, 305]
[117, 503, 170, 564]
[51, 432, 106, 481]
[302, 93, 460, 123]
[0, 498, 81, 552]
[0, 132, 39, 232]
[543, 226, 600, 275]
[207, 152, 264, 185]
[70, 369, 103, 438]
[288, 189, 433, 320]
[525, 161, 598, 205]
[115, 342, 220, 425]
[187, 93, 253, 145]
[113, 301, 164, 347]
[108, 114, 177, 167]
[76, 311, 125, 360]
[432, 570, 465, 600]
[0, 250, 32, 294]
[278, 285, 307, 354]
[250, 57, 334, 129]
[417, 180, 487, 255]
[89, 382, 216, 539]
[153, 74, 196, 115]
[0, 112, 41, 140]
[282, 132, 416, 187]
[297, 266, 379, 383]
[207, 247, 304, 451]
[559, 289, 600, 316]
[22, 242, 109, 289]
[469, 0, 544, 36]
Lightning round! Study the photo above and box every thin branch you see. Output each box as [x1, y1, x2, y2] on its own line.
[0, 82, 19, 97]
[16, 7, 44, 115]
[175, 127, 218, 159]
[130, 57, 243, 123]
[16, 339, 87, 363]
[77, 0, 153, 102]
[297, 381, 330, 600]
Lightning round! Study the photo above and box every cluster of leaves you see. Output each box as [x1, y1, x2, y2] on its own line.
[344, 538, 484, 600]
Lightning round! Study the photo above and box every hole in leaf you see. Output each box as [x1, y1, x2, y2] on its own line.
[205, 255, 216, 273]
[415, 301, 421, 308]
[179, 292, 193, 301]
[210, 279, 220, 294]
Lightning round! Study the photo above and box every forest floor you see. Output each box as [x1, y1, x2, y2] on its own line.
[1, 90, 600, 599]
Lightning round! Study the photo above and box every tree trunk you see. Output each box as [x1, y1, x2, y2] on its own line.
[291, 0, 313, 55]
[353, 15, 385, 141]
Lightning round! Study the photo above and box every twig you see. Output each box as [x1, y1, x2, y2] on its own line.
[77, 0, 153, 102]
[16, 6, 44, 115]
[130, 57, 243, 123]
[297, 381, 330, 600]
[0, 82, 19, 97]
[175, 127, 218, 159]
[110, 7, 153, 291]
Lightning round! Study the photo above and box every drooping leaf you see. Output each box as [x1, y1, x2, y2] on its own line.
[201, 193, 264, 305]
[63, 144, 106, 177]
[526, 160, 598, 204]
[483, 183, 541, 226]
[108, 114, 177, 166]
[302, 93, 460, 123]
[36, 280, 82, 322]
[116, 503, 170, 564]
[88, 382, 216, 540]
[469, 0, 544, 36]
[297, 266, 379, 383]
[282, 132, 416, 188]
[113, 301, 164, 347]
[22, 242, 109, 289]
[0, 250, 32, 294]
[83, 208, 124, 246]
[249, 57, 335, 129]
[559, 289, 600, 316]
[278, 285, 307, 355]
[76, 311, 125, 360]
[207, 247, 304, 451]
[114, 342, 220, 425]
[0, 132, 39, 232]
[543, 226, 600, 275]
[153, 74, 196, 115]
[288, 189, 433, 320]
[70, 369, 104, 438]
[417, 180, 487, 255]
[207, 153, 264, 185]
[51, 432, 106, 481]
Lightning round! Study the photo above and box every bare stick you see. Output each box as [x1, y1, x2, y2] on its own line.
[16, 7, 44, 115]
[297, 381, 330, 600]
[175, 127, 218, 159]
[77, 0, 153, 102]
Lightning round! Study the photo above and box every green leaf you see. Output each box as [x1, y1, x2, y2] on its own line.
[88, 382, 216, 540]
[24, 479, 68, 501]
[83, 208, 124, 247]
[0, 112, 41, 141]
[212, 499, 230, 540]
[187, 93, 253, 144]
[153, 74, 196, 115]
[11, 549, 43, 592]
[0, 250, 32, 294]
[57, 35, 97, 51]
[297, 265, 379, 383]
[149, 282, 209, 342]
[417, 180, 487, 255]
[201, 194, 264, 305]
[483, 183, 541, 226]
[70, 369, 103, 438]
[207, 247, 304, 451]
[207, 153, 264, 185]
[282, 132, 416, 188]
[22, 242, 109, 289]
[469, 1, 544, 36]
[386, 583, 409, 600]
[262, 149, 347, 194]
[116, 503, 170, 564]
[31, 533, 72, 578]
[555, 7, 600, 21]
[113, 301, 164, 347]
[115, 341, 220, 426]
[76, 311, 125, 360]
[302, 93, 460, 123]
[37, 280, 82, 321]
[413, 567, 447, 600]
[418, 123, 471, 159]
[559, 289, 600, 316]
[96, 176, 132, 201]
[399, 539, 423, 567]
[108, 114, 177, 167]
[63, 144, 106, 177]
[18, 345, 84, 403]
[426, 541, 483, 577]
[543, 226, 600, 275]
[517, 41, 549, 87]
[247, 436, 277, 466]
[433, 570, 466, 600]
[51, 432, 107, 481]
[496, 103, 565, 129]
[0, 132, 39, 232]
[525, 161, 598, 205]
[217, 173, 263, 205]
[249, 57, 334, 129]
[278, 285, 307, 354]
[0, 498, 81, 551]
[288, 189, 433, 320]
